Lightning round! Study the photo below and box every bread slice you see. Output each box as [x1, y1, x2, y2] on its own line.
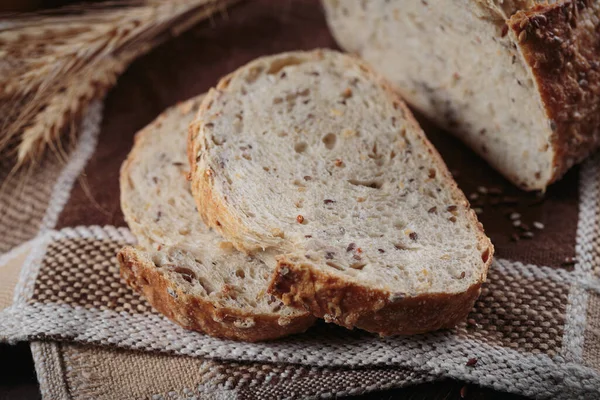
[188, 50, 493, 335]
[118, 96, 315, 342]
[323, 0, 600, 191]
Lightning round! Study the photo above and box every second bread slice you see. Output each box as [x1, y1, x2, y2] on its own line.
[189, 50, 493, 335]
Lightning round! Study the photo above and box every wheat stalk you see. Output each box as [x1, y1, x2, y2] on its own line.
[0, 0, 237, 167]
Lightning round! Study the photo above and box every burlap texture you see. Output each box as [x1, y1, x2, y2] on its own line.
[1, 0, 600, 398]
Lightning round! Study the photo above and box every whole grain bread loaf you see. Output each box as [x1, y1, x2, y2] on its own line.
[188, 50, 493, 335]
[118, 96, 315, 342]
[323, 0, 600, 190]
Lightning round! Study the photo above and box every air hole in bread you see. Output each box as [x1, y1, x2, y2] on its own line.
[197, 277, 214, 295]
[424, 188, 437, 199]
[394, 221, 407, 230]
[322, 133, 337, 150]
[267, 56, 304, 75]
[245, 65, 264, 84]
[348, 178, 383, 189]
[211, 136, 224, 146]
[173, 267, 196, 283]
[292, 179, 305, 187]
[294, 142, 308, 153]
[481, 248, 491, 263]
[326, 261, 344, 271]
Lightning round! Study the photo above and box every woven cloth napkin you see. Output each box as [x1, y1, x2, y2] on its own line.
[1, 1, 600, 398]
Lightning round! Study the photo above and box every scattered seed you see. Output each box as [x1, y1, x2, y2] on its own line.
[304, 235, 312, 238]
[447, 205, 458, 212]
[303, 175, 312, 181]
[334, 159, 344, 167]
[325, 251, 335, 260]
[428, 206, 437, 213]
[152, 177, 158, 184]
[466, 357, 478, 367]
[378, 249, 385, 253]
[356, 247, 363, 254]
[324, 199, 336, 204]
[296, 215, 304, 223]
[477, 186, 488, 194]
[468, 193, 479, 201]
[460, 385, 468, 398]
[460, 271, 466, 279]
[509, 212, 521, 220]
[346, 243, 356, 252]
[409, 232, 418, 241]
[449, 216, 457, 223]
[521, 231, 534, 239]
[533, 221, 545, 230]
[512, 220, 521, 227]
[353, 254, 362, 261]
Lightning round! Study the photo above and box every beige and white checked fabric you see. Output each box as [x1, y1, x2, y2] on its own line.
[2, 0, 600, 398]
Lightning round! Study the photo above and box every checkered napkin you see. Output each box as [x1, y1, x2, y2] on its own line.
[2, 1, 600, 398]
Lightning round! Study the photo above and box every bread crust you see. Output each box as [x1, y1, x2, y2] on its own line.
[269, 258, 483, 335]
[509, 0, 600, 186]
[118, 247, 316, 342]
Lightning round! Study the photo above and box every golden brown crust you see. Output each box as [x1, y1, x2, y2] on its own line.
[268, 259, 483, 336]
[509, 0, 600, 184]
[118, 247, 316, 342]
